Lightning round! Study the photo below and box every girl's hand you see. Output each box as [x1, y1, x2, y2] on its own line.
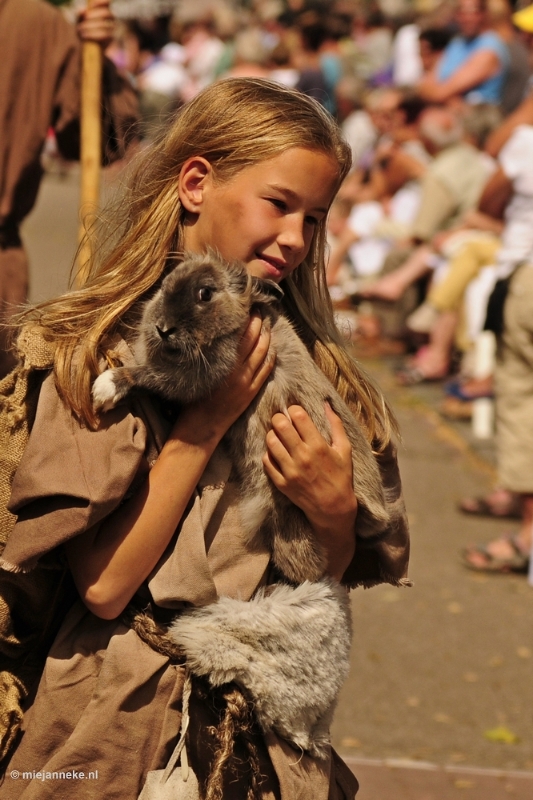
[77, 0, 115, 48]
[175, 314, 273, 445]
[263, 403, 358, 580]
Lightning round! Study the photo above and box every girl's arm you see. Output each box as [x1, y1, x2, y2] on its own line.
[263, 403, 358, 581]
[66, 316, 272, 620]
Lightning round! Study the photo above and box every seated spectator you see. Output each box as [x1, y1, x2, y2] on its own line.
[364, 87, 405, 142]
[392, 18, 424, 87]
[353, 9, 394, 83]
[327, 108, 430, 293]
[402, 110, 533, 383]
[417, 0, 509, 107]
[403, 222, 503, 382]
[268, 39, 300, 88]
[176, 13, 225, 101]
[485, 88, 533, 157]
[293, 14, 331, 109]
[352, 104, 498, 342]
[113, 19, 184, 141]
[356, 105, 496, 287]
[418, 27, 454, 75]
[328, 182, 426, 298]
[488, 0, 531, 115]
[318, 16, 345, 116]
[221, 28, 271, 78]
[335, 76, 377, 169]
[339, 89, 429, 205]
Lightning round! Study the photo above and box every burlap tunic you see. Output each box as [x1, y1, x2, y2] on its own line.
[0, 343, 409, 800]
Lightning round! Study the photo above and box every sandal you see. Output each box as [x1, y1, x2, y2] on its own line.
[458, 493, 522, 519]
[462, 534, 530, 574]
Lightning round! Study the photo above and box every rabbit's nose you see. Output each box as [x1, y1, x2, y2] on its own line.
[156, 325, 177, 340]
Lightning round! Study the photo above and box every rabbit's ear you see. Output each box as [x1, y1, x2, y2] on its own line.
[251, 278, 284, 306]
[227, 263, 250, 296]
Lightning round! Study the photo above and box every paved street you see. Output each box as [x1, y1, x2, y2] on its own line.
[21, 165, 115, 303]
[22, 171, 533, 799]
[332, 365, 533, 797]
[344, 758, 533, 800]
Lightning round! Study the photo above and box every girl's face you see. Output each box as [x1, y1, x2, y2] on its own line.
[179, 147, 340, 283]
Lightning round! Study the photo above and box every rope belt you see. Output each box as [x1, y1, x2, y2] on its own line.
[122, 604, 185, 664]
[123, 601, 263, 800]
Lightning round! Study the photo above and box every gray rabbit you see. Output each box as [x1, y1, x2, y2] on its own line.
[92, 251, 391, 583]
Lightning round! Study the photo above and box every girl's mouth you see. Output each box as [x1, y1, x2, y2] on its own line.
[256, 253, 288, 279]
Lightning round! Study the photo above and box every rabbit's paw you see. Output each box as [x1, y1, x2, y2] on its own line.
[92, 371, 122, 411]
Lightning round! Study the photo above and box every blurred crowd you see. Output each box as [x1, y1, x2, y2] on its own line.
[93, 2, 531, 374]
[26, 0, 533, 576]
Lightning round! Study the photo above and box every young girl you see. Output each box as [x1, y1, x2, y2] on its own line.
[0, 78, 409, 800]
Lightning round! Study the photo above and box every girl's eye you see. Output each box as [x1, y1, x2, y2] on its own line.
[269, 198, 287, 212]
[198, 287, 213, 302]
[305, 216, 319, 227]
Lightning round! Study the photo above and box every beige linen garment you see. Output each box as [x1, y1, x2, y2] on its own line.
[0, 343, 409, 799]
[410, 142, 492, 243]
[495, 263, 533, 494]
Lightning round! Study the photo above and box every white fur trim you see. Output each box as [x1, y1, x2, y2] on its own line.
[169, 579, 352, 758]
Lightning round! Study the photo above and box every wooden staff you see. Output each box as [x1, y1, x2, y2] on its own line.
[77, 0, 103, 286]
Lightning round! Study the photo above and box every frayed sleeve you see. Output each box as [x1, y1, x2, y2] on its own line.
[1, 373, 148, 572]
[342, 440, 411, 589]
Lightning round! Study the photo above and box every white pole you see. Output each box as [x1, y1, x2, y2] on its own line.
[471, 331, 496, 439]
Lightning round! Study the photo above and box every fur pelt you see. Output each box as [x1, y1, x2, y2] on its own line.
[92, 251, 394, 584]
[169, 579, 352, 758]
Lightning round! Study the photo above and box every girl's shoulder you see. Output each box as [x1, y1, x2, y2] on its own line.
[2, 347, 166, 573]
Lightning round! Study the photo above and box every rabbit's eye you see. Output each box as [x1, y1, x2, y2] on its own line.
[198, 287, 213, 302]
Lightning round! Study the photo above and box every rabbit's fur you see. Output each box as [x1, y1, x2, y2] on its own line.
[93, 251, 391, 583]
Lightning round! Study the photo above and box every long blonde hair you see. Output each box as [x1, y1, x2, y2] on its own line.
[23, 78, 396, 444]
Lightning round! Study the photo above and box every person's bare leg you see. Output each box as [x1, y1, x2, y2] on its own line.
[409, 310, 457, 378]
[358, 244, 433, 302]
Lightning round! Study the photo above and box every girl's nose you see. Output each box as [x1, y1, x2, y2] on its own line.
[278, 215, 306, 252]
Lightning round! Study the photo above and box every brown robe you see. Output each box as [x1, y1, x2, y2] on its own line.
[0, 0, 139, 376]
[0, 342, 409, 799]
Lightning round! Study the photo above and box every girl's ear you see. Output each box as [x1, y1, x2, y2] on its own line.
[178, 157, 212, 212]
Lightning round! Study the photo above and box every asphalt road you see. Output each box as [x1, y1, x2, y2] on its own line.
[22, 170, 533, 798]
[332, 369, 533, 767]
